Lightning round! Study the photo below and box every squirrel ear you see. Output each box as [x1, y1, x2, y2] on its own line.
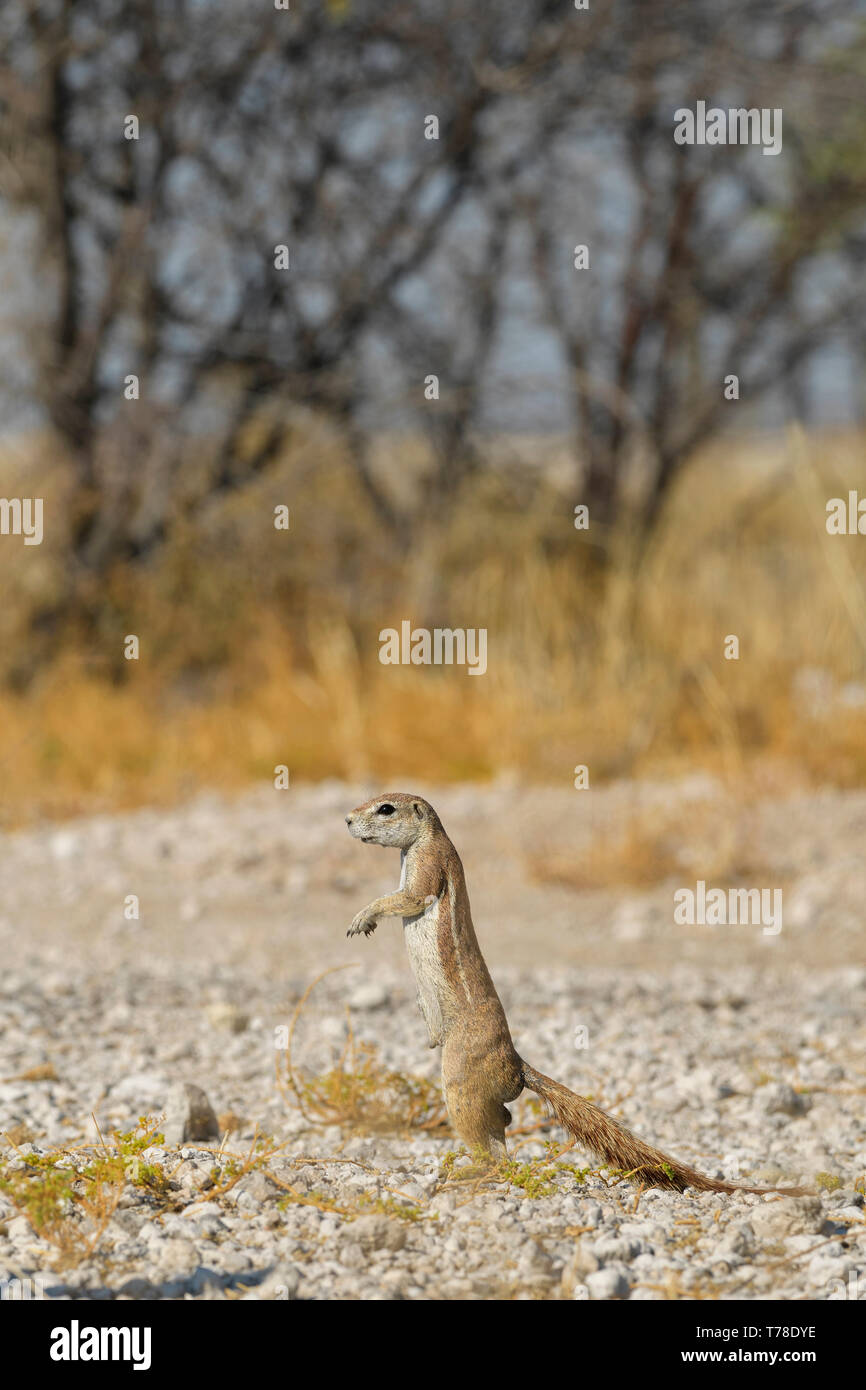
[412, 801, 424, 819]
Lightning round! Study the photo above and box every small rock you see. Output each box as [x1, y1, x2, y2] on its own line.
[677, 1067, 734, 1103]
[561, 1243, 600, 1297]
[348, 982, 390, 1011]
[154, 1237, 199, 1273]
[174, 1161, 214, 1194]
[340, 1241, 365, 1268]
[585, 1267, 630, 1300]
[833, 1205, 866, 1225]
[6, 1216, 35, 1243]
[233, 1170, 277, 1204]
[756, 1083, 812, 1117]
[750, 1197, 823, 1242]
[719, 1221, 756, 1258]
[592, 1236, 642, 1264]
[518, 1241, 555, 1277]
[349, 1214, 406, 1252]
[162, 1082, 220, 1145]
[380, 1268, 410, 1294]
[247, 1266, 300, 1300]
[205, 1002, 249, 1034]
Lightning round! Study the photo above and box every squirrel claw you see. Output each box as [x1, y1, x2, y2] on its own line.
[347, 913, 376, 938]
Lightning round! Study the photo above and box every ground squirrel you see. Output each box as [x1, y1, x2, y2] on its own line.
[346, 792, 808, 1194]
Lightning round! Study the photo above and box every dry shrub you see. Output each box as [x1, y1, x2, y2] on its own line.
[278, 972, 448, 1137]
[4, 1063, 58, 1083]
[0, 1117, 166, 1271]
[0, 426, 865, 822]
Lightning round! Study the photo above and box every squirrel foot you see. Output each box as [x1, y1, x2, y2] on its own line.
[347, 910, 377, 938]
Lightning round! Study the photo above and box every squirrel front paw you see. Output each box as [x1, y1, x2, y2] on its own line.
[347, 910, 377, 938]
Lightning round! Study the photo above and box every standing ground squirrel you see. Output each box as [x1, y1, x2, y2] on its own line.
[346, 792, 809, 1194]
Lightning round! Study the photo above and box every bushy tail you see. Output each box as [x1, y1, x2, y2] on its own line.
[521, 1061, 809, 1195]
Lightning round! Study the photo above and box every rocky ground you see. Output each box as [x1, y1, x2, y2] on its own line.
[0, 778, 864, 1301]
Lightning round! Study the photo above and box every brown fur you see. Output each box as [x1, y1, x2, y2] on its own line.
[345, 792, 809, 1194]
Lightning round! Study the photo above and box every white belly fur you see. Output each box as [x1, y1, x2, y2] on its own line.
[403, 896, 448, 1046]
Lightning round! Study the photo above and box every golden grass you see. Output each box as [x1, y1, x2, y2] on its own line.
[527, 796, 776, 891]
[278, 971, 449, 1137]
[529, 818, 684, 892]
[0, 425, 865, 823]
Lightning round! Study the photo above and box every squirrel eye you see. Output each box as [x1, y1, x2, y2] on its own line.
[376, 804, 396, 815]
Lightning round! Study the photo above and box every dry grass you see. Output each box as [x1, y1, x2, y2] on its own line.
[527, 797, 776, 891]
[0, 1117, 167, 1271]
[0, 425, 865, 824]
[278, 971, 449, 1137]
[529, 818, 685, 892]
[0, 1115, 320, 1272]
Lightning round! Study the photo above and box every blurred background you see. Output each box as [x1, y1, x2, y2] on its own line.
[1, 0, 866, 825]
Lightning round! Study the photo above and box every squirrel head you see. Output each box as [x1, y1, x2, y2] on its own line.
[345, 793, 437, 850]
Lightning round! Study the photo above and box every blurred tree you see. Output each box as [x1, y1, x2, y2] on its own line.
[0, 0, 864, 665]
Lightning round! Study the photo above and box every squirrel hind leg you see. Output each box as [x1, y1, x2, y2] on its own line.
[443, 1081, 508, 1162]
